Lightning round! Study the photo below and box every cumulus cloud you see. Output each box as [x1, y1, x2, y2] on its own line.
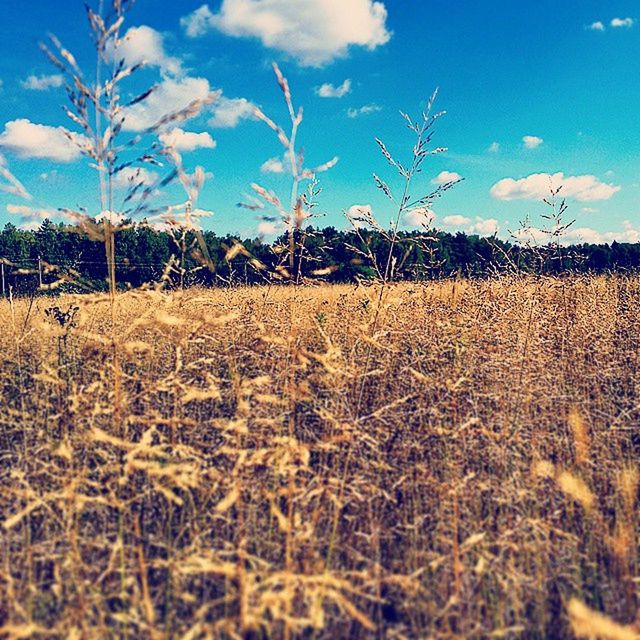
[565, 221, 640, 245]
[181, 4, 215, 37]
[346, 204, 375, 227]
[122, 76, 212, 131]
[96, 210, 125, 225]
[121, 76, 250, 131]
[611, 17, 634, 28]
[347, 204, 372, 217]
[511, 226, 549, 245]
[316, 79, 352, 98]
[566, 227, 606, 244]
[181, 0, 391, 66]
[21, 74, 64, 91]
[523, 135, 543, 149]
[109, 25, 182, 75]
[347, 103, 382, 118]
[441, 214, 498, 235]
[260, 157, 285, 173]
[257, 220, 280, 235]
[490, 172, 621, 202]
[7, 204, 55, 223]
[442, 215, 471, 226]
[488, 141, 500, 153]
[208, 96, 256, 128]
[0, 119, 88, 162]
[159, 127, 216, 151]
[432, 170, 462, 185]
[469, 217, 499, 235]
[17, 220, 42, 231]
[404, 207, 435, 227]
[587, 17, 634, 31]
[607, 220, 640, 242]
[113, 167, 159, 188]
[511, 222, 640, 246]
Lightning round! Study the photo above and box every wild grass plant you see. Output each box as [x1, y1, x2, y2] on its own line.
[26, 0, 216, 298]
[238, 63, 339, 285]
[346, 89, 458, 286]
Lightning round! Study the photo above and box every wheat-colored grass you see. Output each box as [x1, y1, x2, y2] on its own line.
[1, 274, 640, 638]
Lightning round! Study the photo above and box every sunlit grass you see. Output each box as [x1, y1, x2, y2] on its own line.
[1, 274, 639, 637]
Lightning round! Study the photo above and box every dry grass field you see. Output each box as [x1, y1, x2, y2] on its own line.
[2, 275, 640, 638]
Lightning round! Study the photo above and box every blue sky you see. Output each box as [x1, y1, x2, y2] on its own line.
[0, 0, 639, 243]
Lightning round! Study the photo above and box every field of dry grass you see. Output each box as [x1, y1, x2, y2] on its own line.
[1, 274, 640, 638]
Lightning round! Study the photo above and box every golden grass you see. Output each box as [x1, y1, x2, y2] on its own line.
[1, 274, 640, 638]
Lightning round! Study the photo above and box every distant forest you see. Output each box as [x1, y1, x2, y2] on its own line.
[1, 219, 639, 294]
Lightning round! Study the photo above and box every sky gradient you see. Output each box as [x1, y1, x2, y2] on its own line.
[0, 0, 638, 244]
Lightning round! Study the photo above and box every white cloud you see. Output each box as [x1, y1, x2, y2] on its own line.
[469, 217, 499, 235]
[490, 172, 621, 202]
[512, 222, 640, 246]
[181, 4, 216, 37]
[18, 221, 42, 231]
[181, 0, 391, 66]
[611, 17, 634, 28]
[523, 135, 543, 149]
[0, 153, 31, 199]
[566, 227, 605, 244]
[261, 156, 285, 173]
[6, 204, 55, 222]
[587, 21, 605, 31]
[257, 220, 280, 235]
[581, 207, 598, 213]
[605, 220, 640, 242]
[37, 170, 64, 187]
[0, 119, 88, 162]
[432, 170, 462, 185]
[109, 25, 182, 75]
[346, 204, 375, 227]
[347, 103, 382, 118]
[96, 210, 125, 225]
[588, 18, 635, 31]
[511, 226, 548, 245]
[404, 207, 435, 227]
[488, 141, 500, 153]
[113, 167, 159, 188]
[442, 214, 498, 235]
[21, 74, 64, 91]
[122, 76, 212, 131]
[565, 221, 640, 245]
[208, 96, 256, 128]
[159, 127, 216, 151]
[347, 204, 372, 217]
[607, 221, 640, 243]
[316, 79, 352, 98]
[39, 169, 60, 182]
[442, 215, 471, 226]
[122, 77, 248, 131]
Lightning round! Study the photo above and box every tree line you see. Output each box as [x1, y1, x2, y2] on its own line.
[1, 219, 639, 295]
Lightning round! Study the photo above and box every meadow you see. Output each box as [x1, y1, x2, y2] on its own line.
[1, 3, 639, 637]
[2, 274, 640, 638]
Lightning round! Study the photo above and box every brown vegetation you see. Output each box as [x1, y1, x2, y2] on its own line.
[2, 274, 640, 638]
